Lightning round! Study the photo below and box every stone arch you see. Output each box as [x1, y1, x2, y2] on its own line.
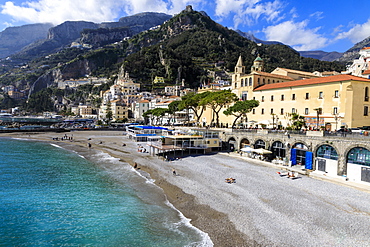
[227, 137, 237, 152]
[254, 139, 266, 149]
[314, 143, 340, 175]
[240, 138, 250, 149]
[271, 140, 286, 158]
[345, 146, 370, 165]
[313, 143, 338, 158]
[344, 145, 370, 182]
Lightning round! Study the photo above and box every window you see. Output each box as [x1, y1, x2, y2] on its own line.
[305, 108, 309, 115]
[270, 108, 274, 114]
[364, 106, 369, 116]
[234, 82, 237, 88]
[280, 108, 284, 115]
[261, 108, 264, 114]
[334, 90, 339, 98]
[261, 96, 264, 102]
[305, 93, 310, 100]
[258, 78, 260, 84]
[271, 95, 274, 101]
[253, 97, 256, 100]
[319, 91, 323, 99]
[292, 108, 296, 114]
[316, 145, 338, 160]
[281, 95, 284, 101]
[241, 79, 244, 87]
[292, 94, 296, 100]
[365, 87, 369, 101]
[268, 79, 270, 84]
[252, 109, 255, 114]
[249, 78, 252, 86]
[333, 107, 338, 115]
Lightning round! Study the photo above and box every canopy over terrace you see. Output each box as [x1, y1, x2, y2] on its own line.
[126, 125, 170, 142]
[148, 134, 211, 158]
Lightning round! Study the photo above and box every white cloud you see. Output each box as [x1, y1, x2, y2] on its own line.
[263, 20, 328, 51]
[215, 0, 284, 29]
[0, 0, 204, 26]
[335, 19, 370, 44]
[1, 0, 122, 25]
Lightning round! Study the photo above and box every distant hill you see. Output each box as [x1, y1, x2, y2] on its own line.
[0, 6, 346, 99]
[10, 12, 172, 62]
[299, 50, 343, 62]
[336, 36, 370, 63]
[0, 23, 53, 59]
[236, 30, 283, 46]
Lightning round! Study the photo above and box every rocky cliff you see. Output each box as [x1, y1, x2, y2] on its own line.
[12, 12, 171, 62]
[0, 23, 53, 59]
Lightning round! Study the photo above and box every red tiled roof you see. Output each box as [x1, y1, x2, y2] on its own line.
[252, 71, 294, 81]
[361, 47, 370, 50]
[363, 70, 370, 75]
[254, 74, 370, 91]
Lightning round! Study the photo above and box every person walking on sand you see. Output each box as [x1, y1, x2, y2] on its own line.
[172, 168, 177, 176]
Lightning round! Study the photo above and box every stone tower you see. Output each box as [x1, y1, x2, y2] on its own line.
[234, 55, 245, 74]
[251, 55, 264, 72]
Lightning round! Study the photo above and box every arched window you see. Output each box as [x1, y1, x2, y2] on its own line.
[258, 78, 260, 84]
[316, 145, 338, 160]
[241, 79, 244, 87]
[347, 147, 370, 165]
[249, 78, 252, 86]
[254, 139, 266, 149]
[272, 141, 285, 158]
[365, 87, 369, 101]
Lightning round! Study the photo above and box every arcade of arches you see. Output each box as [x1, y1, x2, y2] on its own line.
[225, 134, 370, 184]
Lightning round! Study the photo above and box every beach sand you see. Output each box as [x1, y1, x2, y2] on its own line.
[4, 130, 370, 247]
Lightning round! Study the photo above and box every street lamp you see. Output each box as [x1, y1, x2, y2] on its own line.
[313, 108, 322, 130]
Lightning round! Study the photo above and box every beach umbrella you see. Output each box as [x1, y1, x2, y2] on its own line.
[241, 147, 254, 152]
[253, 148, 272, 154]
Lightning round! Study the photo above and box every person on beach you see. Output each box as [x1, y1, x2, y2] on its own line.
[88, 143, 91, 148]
[172, 168, 177, 176]
[134, 163, 138, 169]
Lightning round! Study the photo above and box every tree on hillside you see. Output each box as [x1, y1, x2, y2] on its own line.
[179, 91, 210, 126]
[223, 100, 259, 128]
[201, 90, 238, 127]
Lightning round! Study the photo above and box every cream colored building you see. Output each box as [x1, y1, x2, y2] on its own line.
[200, 56, 370, 130]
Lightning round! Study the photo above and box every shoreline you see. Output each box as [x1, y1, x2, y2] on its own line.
[1, 131, 251, 246]
[4, 130, 370, 246]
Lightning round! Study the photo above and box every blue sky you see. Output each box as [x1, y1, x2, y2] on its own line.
[0, 0, 369, 52]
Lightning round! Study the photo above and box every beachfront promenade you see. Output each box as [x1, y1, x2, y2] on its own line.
[3, 130, 370, 246]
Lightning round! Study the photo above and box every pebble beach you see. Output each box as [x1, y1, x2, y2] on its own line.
[3, 130, 370, 247]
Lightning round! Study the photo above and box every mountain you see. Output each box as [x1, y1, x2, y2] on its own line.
[299, 50, 343, 62]
[0, 6, 346, 102]
[0, 23, 53, 59]
[11, 12, 172, 62]
[236, 30, 283, 46]
[336, 36, 370, 63]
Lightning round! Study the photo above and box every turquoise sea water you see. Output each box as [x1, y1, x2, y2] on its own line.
[0, 138, 211, 246]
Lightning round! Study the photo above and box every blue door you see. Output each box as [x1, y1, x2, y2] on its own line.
[290, 148, 297, 165]
[305, 151, 313, 170]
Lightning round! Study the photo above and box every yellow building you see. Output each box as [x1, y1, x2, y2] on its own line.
[200, 56, 370, 130]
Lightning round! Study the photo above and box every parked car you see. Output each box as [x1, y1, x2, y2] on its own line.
[348, 128, 362, 133]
